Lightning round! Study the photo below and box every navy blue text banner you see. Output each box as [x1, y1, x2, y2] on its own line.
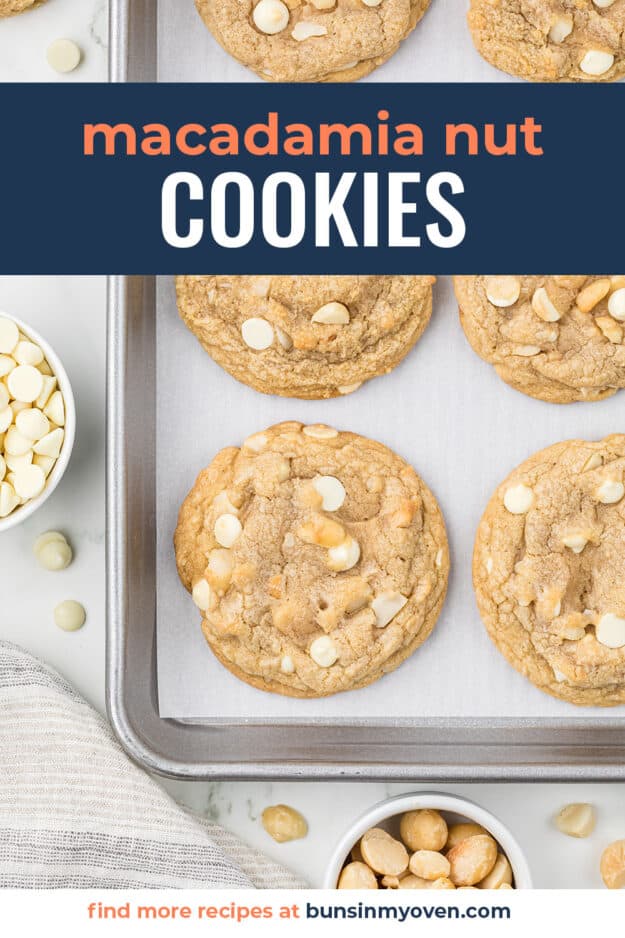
[0, 82, 622, 274]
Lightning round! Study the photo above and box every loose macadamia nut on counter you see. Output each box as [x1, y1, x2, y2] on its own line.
[261, 804, 308, 843]
[555, 803, 596, 839]
[335, 809, 516, 890]
[600, 841, 625, 889]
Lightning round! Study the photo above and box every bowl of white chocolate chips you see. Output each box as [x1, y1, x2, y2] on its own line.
[325, 792, 532, 890]
[0, 313, 75, 531]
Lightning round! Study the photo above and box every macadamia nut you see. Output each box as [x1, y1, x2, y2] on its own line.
[261, 804, 308, 843]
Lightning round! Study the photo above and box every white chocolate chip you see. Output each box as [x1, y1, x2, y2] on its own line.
[4, 427, 32, 456]
[562, 531, 588, 554]
[36, 375, 57, 409]
[435, 548, 444, 568]
[192, 578, 212, 611]
[531, 286, 561, 322]
[16, 408, 49, 441]
[13, 340, 43, 367]
[252, 0, 289, 34]
[12, 464, 45, 500]
[309, 635, 338, 668]
[43, 390, 65, 427]
[303, 424, 338, 440]
[515, 345, 542, 357]
[280, 655, 295, 674]
[241, 317, 274, 350]
[0, 481, 19, 517]
[372, 591, 408, 628]
[0, 355, 14, 378]
[596, 613, 625, 649]
[0, 385, 8, 412]
[503, 483, 534, 515]
[212, 490, 240, 516]
[0, 407, 12, 434]
[327, 535, 360, 572]
[47, 38, 82, 73]
[34, 454, 55, 477]
[485, 276, 520, 308]
[608, 288, 625, 322]
[338, 382, 362, 395]
[292, 21, 328, 40]
[7, 364, 44, 403]
[553, 669, 567, 683]
[311, 301, 350, 324]
[580, 50, 614, 76]
[250, 276, 272, 297]
[32, 427, 64, 458]
[0, 317, 19, 354]
[311, 0, 335, 7]
[214, 513, 243, 548]
[312, 475, 346, 512]
[593, 0, 616, 7]
[595, 478, 624, 504]
[36, 535, 73, 571]
[362, 0, 383, 5]
[549, 15, 573, 43]
[54, 599, 86, 632]
[583, 453, 603, 472]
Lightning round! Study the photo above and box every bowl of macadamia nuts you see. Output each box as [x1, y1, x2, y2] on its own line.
[0, 313, 75, 532]
[324, 792, 532, 890]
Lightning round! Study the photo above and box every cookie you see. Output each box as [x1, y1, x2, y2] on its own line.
[0, 0, 43, 15]
[175, 421, 449, 698]
[468, 0, 625, 82]
[473, 436, 625, 706]
[454, 276, 625, 403]
[195, 0, 431, 83]
[176, 275, 435, 399]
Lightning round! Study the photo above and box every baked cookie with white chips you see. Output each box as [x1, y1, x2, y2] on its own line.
[474, 436, 625, 706]
[176, 275, 435, 400]
[0, 0, 45, 15]
[194, 0, 431, 82]
[454, 276, 625, 403]
[468, 0, 625, 82]
[175, 422, 449, 697]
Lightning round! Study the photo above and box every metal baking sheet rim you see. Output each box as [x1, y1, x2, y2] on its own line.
[105, 3, 625, 780]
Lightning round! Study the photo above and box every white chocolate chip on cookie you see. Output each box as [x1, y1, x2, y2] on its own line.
[561, 531, 588, 554]
[327, 535, 360, 571]
[608, 288, 625, 322]
[312, 475, 346, 511]
[485, 276, 520, 308]
[192, 578, 212, 611]
[214, 513, 243, 548]
[241, 317, 274, 351]
[252, 0, 289, 35]
[503, 483, 534, 514]
[596, 613, 625, 649]
[309, 635, 338, 667]
[303, 424, 338, 440]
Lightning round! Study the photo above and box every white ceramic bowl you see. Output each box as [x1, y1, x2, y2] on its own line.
[323, 791, 532, 889]
[0, 313, 75, 533]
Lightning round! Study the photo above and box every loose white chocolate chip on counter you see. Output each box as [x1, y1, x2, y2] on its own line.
[0, 320, 66, 520]
[34, 530, 73, 571]
[54, 600, 86, 632]
[261, 804, 308, 843]
[503, 483, 534, 515]
[47, 39, 82, 74]
[601, 841, 625, 889]
[555, 803, 596, 839]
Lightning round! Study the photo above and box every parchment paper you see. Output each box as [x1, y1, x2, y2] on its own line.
[157, 0, 520, 84]
[155, 276, 625, 720]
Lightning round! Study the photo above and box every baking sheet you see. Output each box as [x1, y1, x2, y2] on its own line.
[155, 275, 624, 721]
[157, 0, 519, 84]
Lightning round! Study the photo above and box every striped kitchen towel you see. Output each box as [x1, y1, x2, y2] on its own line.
[0, 642, 306, 889]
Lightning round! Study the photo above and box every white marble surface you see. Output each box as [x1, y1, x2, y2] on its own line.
[0, 0, 107, 82]
[0, 276, 623, 892]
